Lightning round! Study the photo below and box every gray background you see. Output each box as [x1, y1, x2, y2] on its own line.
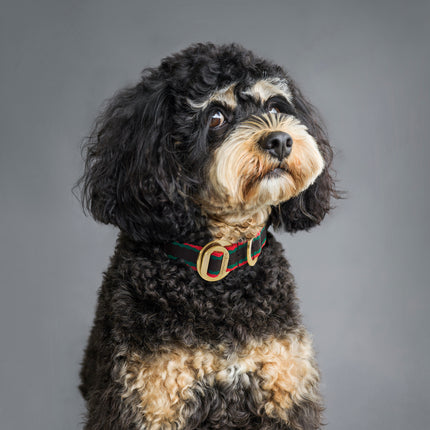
[1, 0, 429, 429]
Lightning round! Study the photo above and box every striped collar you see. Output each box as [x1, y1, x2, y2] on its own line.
[165, 228, 267, 282]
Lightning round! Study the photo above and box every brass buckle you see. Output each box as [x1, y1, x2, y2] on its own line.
[196, 240, 230, 282]
[246, 237, 259, 266]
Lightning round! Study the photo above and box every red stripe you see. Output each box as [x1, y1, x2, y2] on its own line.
[191, 250, 264, 277]
[184, 228, 263, 253]
[225, 241, 245, 251]
[226, 259, 248, 272]
[186, 228, 265, 278]
[183, 242, 203, 251]
[225, 249, 263, 272]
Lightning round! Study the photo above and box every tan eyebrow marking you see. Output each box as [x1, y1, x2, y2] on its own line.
[188, 83, 237, 110]
[242, 78, 292, 104]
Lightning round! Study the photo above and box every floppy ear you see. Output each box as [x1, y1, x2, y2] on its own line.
[270, 83, 338, 232]
[77, 73, 202, 243]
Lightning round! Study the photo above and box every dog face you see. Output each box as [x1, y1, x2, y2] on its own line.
[79, 43, 335, 243]
[193, 79, 325, 241]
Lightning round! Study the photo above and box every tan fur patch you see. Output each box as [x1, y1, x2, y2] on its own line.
[188, 83, 237, 110]
[243, 78, 292, 103]
[200, 206, 271, 243]
[119, 329, 320, 429]
[120, 349, 198, 430]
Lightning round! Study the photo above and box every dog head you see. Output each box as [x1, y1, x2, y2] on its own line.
[79, 43, 336, 244]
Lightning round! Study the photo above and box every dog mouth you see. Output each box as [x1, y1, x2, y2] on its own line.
[264, 164, 288, 179]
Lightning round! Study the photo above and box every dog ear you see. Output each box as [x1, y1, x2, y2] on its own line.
[77, 72, 202, 243]
[270, 82, 338, 233]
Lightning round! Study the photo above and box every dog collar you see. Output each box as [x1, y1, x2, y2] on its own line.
[165, 227, 267, 282]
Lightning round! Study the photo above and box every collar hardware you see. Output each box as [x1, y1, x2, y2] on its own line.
[196, 240, 230, 282]
[165, 227, 267, 282]
[246, 237, 259, 266]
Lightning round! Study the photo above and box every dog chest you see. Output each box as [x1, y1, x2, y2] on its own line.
[117, 329, 320, 429]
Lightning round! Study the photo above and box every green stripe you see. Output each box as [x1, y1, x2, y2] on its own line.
[208, 269, 221, 275]
[227, 239, 266, 268]
[230, 257, 247, 267]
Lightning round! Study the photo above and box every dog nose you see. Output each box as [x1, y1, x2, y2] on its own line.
[259, 132, 293, 161]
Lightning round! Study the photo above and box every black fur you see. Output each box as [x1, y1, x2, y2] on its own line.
[78, 43, 336, 429]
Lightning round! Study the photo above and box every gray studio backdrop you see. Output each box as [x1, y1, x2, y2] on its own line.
[1, 0, 429, 429]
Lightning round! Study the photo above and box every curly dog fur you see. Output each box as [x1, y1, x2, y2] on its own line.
[78, 43, 337, 429]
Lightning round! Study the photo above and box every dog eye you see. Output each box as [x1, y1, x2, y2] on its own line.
[209, 111, 225, 128]
[267, 105, 280, 114]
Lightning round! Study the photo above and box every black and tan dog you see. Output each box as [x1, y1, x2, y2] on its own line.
[78, 43, 337, 429]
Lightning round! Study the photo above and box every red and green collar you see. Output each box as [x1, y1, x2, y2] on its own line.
[165, 227, 267, 282]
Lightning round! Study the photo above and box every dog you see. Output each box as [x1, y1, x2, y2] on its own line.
[78, 42, 336, 430]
